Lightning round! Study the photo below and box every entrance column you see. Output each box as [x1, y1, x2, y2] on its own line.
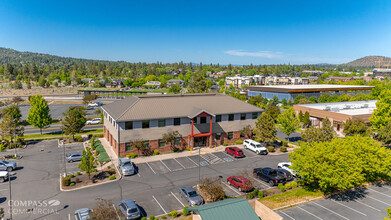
[209, 117, 213, 148]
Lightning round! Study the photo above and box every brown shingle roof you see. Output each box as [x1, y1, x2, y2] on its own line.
[102, 93, 262, 121]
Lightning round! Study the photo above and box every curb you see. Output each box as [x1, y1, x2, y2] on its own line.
[59, 173, 121, 192]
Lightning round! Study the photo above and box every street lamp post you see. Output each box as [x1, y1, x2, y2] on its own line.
[194, 147, 201, 185]
[62, 127, 66, 176]
[8, 172, 15, 220]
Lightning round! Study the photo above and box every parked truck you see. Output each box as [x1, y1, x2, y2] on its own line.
[253, 167, 286, 186]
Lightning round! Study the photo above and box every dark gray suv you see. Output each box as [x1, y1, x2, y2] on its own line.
[179, 187, 203, 206]
[118, 199, 141, 220]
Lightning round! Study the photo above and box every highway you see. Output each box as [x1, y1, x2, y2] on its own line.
[24, 124, 103, 135]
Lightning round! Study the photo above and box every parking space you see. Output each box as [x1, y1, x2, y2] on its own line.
[147, 161, 171, 174]
[174, 157, 198, 169]
[212, 151, 236, 162]
[242, 148, 262, 158]
[59, 143, 85, 175]
[161, 159, 184, 172]
[278, 184, 391, 220]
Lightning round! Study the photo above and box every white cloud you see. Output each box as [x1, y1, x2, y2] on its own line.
[224, 49, 285, 59]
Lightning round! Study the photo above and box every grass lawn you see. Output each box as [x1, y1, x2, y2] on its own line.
[259, 187, 324, 210]
[23, 129, 103, 139]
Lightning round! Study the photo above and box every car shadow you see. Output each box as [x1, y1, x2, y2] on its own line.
[14, 166, 24, 171]
[327, 187, 368, 202]
[138, 205, 147, 217]
[0, 197, 6, 204]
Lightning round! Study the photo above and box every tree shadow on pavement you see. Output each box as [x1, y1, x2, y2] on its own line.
[327, 187, 368, 202]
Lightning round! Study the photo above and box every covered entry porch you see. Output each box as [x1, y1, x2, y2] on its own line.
[188, 110, 215, 149]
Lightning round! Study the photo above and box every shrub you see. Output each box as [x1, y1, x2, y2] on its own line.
[254, 138, 262, 143]
[141, 217, 147, 220]
[267, 146, 275, 152]
[248, 192, 254, 199]
[153, 150, 160, 155]
[285, 183, 292, 190]
[291, 181, 298, 188]
[62, 176, 71, 186]
[128, 153, 138, 158]
[282, 140, 288, 147]
[253, 188, 259, 195]
[185, 147, 191, 151]
[258, 191, 264, 198]
[77, 137, 84, 142]
[77, 171, 81, 175]
[170, 210, 178, 218]
[182, 206, 189, 216]
[108, 169, 116, 175]
[235, 140, 243, 144]
[109, 175, 116, 180]
[149, 216, 155, 220]
[69, 174, 74, 178]
[95, 151, 99, 156]
[70, 182, 75, 186]
[75, 178, 80, 183]
[173, 148, 180, 153]
[161, 216, 167, 219]
[277, 183, 285, 192]
[280, 146, 287, 152]
[223, 142, 228, 146]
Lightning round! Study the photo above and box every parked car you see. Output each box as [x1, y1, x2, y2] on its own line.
[119, 157, 135, 176]
[227, 176, 253, 192]
[86, 118, 101, 125]
[0, 159, 17, 171]
[253, 168, 286, 186]
[225, 147, 244, 158]
[96, 102, 103, 106]
[74, 208, 90, 220]
[179, 187, 203, 206]
[277, 162, 296, 177]
[66, 153, 83, 163]
[87, 103, 98, 107]
[0, 171, 9, 183]
[277, 169, 294, 181]
[243, 139, 268, 155]
[118, 199, 141, 220]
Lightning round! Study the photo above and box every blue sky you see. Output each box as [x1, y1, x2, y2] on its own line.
[1, 0, 391, 65]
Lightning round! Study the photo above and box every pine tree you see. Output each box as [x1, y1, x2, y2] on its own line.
[78, 146, 96, 178]
[62, 106, 86, 140]
[254, 113, 276, 143]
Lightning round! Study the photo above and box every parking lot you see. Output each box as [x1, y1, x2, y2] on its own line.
[278, 183, 391, 220]
[58, 142, 85, 175]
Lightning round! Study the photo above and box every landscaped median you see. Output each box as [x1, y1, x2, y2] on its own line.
[60, 136, 119, 191]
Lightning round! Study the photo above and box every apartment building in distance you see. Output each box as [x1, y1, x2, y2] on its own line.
[101, 93, 263, 157]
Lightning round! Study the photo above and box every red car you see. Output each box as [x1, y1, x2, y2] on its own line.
[227, 176, 253, 192]
[225, 147, 244, 158]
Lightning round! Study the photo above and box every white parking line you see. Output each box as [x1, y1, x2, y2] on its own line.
[171, 191, 185, 207]
[153, 196, 167, 214]
[356, 200, 381, 211]
[112, 204, 121, 219]
[187, 157, 199, 166]
[313, 202, 349, 220]
[366, 195, 391, 206]
[368, 188, 391, 198]
[146, 162, 156, 174]
[280, 211, 295, 220]
[380, 185, 391, 190]
[137, 173, 141, 177]
[173, 158, 186, 169]
[0, 189, 8, 192]
[160, 160, 172, 172]
[251, 177, 272, 189]
[331, 200, 367, 216]
[68, 213, 71, 220]
[221, 181, 242, 196]
[297, 206, 323, 220]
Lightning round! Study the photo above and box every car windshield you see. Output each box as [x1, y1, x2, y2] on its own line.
[2, 161, 8, 164]
[122, 162, 132, 166]
[255, 144, 262, 148]
[237, 150, 243, 153]
[128, 208, 138, 214]
[188, 191, 198, 197]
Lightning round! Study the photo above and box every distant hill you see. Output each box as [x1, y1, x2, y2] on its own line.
[0, 47, 125, 66]
[343, 56, 391, 67]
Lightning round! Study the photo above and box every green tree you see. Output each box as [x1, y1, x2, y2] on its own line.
[377, 121, 391, 145]
[383, 206, 391, 220]
[318, 94, 331, 103]
[83, 94, 98, 105]
[265, 105, 280, 122]
[370, 90, 391, 131]
[269, 95, 279, 106]
[248, 94, 264, 106]
[294, 95, 306, 104]
[27, 95, 52, 135]
[303, 111, 310, 128]
[288, 99, 293, 106]
[187, 72, 207, 93]
[309, 96, 318, 103]
[343, 119, 370, 137]
[169, 84, 181, 94]
[253, 113, 276, 143]
[277, 108, 300, 144]
[298, 110, 304, 123]
[162, 131, 180, 150]
[240, 125, 252, 139]
[131, 139, 147, 155]
[301, 118, 335, 143]
[281, 98, 288, 106]
[78, 146, 96, 178]
[38, 77, 47, 88]
[0, 108, 24, 148]
[62, 106, 86, 140]
[290, 136, 391, 192]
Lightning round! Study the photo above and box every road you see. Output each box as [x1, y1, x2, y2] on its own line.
[24, 124, 103, 135]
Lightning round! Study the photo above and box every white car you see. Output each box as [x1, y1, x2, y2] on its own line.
[86, 118, 101, 125]
[277, 162, 296, 177]
[87, 103, 98, 107]
[243, 139, 268, 155]
[0, 171, 9, 182]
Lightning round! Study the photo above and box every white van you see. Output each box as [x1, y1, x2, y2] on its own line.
[243, 139, 268, 155]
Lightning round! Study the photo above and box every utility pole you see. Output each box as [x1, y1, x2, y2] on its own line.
[62, 127, 66, 176]
[9, 172, 13, 220]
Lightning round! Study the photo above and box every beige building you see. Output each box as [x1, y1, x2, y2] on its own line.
[102, 93, 263, 157]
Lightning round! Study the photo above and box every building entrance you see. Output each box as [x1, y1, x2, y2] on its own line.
[194, 136, 207, 147]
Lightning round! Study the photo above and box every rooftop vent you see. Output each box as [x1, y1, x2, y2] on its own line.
[324, 106, 331, 111]
[331, 107, 340, 112]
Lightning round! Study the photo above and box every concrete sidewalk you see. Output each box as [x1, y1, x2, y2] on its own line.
[99, 138, 119, 169]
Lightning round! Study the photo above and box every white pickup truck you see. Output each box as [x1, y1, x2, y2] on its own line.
[243, 139, 268, 155]
[0, 171, 9, 182]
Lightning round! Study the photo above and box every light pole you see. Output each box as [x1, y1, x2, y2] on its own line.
[194, 147, 201, 185]
[62, 127, 66, 176]
[8, 172, 15, 220]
